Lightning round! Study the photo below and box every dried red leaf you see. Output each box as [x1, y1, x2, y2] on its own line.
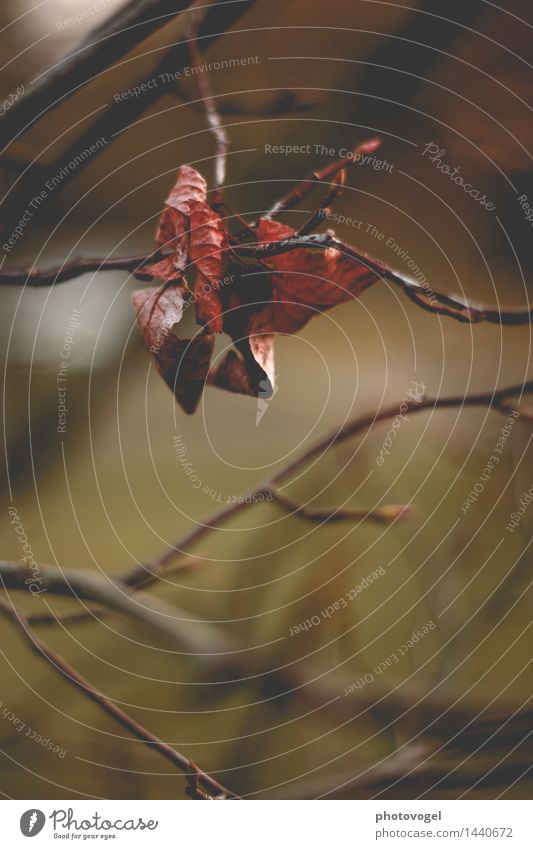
[166, 165, 207, 213]
[137, 157, 382, 412]
[145, 207, 188, 281]
[189, 203, 226, 333]
[254, 218, 379, 333]
[248, 332, 275, 394]
[207, 350, 257, 396]
[132, 285, 213, 414]
[144, 166, 208, 283]
[217, 290, 274, 396]
[170, 330, 215, 414]
[132, 285, 185, 350]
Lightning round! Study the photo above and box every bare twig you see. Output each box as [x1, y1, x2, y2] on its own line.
[187, 1, 229, 197]
[0, 598, 239, 800]
[119, 380, 533, 590]
[4, 385, 529, 603]
[0, 252, 168, 287]
[0, 0, 194, 147]
[3, 231, 531, 334]
[1, 0, 258, 227]
[263, 138, 382, 221]
[296, 169, 347, 237]
[0, 560, 236, 656]
[270, 488, 412, 524]
[1, 380, 531, 797]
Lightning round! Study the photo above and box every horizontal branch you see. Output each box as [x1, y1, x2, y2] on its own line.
[4, 232, 531, 334]
[0, 252, 166, 287]
[0, 598, 238, 800]
[235, 233, 533, 326]
[0, 560, 236, 657]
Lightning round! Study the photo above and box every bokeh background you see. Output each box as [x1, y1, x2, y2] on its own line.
[1, 0, 532, 799]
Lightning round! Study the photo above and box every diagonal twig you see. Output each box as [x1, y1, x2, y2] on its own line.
[262, 138, 382, 221]
[0, 598, 239, 799]
[2, 384, 531, 627]
[0, 0, 194, 147]
[187, 0, 229, 198]
[1, 0, 259, 228]
[119, 380, 533, 590]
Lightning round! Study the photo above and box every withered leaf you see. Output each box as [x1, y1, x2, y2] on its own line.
[132, 285, 214, 414]
[189, 202, 226, 333]
[144, 166, 208, 283]
[137, 158, 383, 412]
[253, 218, 380, 334]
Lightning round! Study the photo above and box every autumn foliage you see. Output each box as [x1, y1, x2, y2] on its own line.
[132, 164, 381, 413]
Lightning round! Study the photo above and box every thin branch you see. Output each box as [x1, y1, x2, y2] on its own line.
[4, 385, 529, 605]
[187, 1, 229, 197]
[267, 380, 533, 487]
[296, 169, 347, 237]
[4, 231, 531, 335]
[119, 380, 533, 590]
[26, 555, 203, 625]
[270, 488, 412, 524]
[1, 0, 258, 228]
[3, 385, 531, 644]
[0, 598, 238, 800]
[0, 252, 167, 287]
[0, 560, 236, 657]
[0, 0, 194, 147]
[122, 495, 256, 591]
[263, 138, 382, 221]
[235, 233, 533, 326]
